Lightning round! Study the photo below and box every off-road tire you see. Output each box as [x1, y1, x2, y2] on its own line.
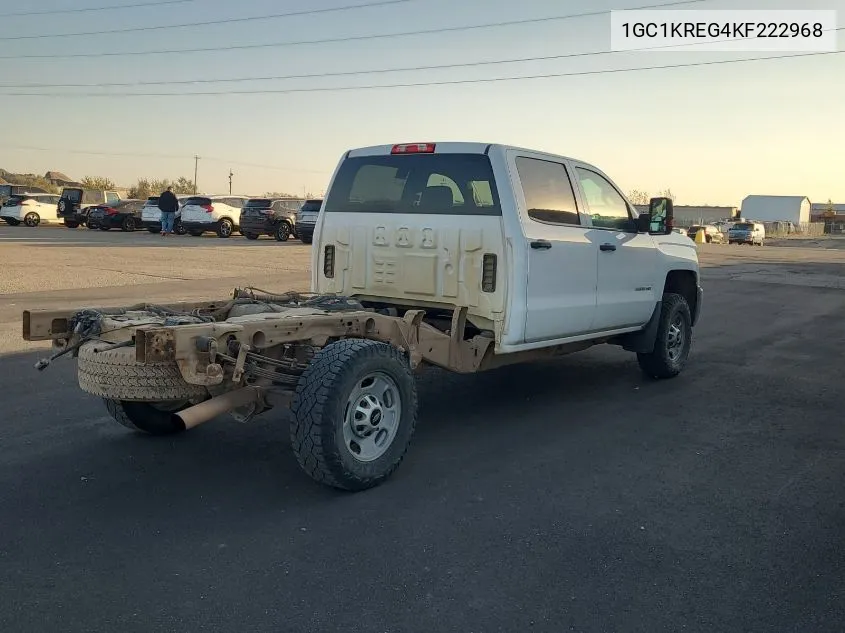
[64, 220, 79, 228]
[78, 341, 207, 401]
[290, 339, 418, 491]
[244, 232, 260, 240]
[274, 222, 292, 242]
[637, 293, 692, 380]
[104, 399, 188, 436]
[5, 218, 20, 226]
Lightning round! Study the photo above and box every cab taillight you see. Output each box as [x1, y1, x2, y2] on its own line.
[202, 204, 214, 213]
[482, 253, 497, 292]
[323, 245, 335, 278]
[391, 143, 435, 154]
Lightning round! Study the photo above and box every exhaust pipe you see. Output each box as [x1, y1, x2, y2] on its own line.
[173, 386, 262, 430]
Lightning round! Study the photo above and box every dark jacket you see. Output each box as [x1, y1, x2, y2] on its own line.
[158, 190, 179, 213]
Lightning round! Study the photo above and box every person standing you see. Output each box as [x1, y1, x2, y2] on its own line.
[158, 186, 179, 236]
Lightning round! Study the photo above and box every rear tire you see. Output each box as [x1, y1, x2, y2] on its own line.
[24, 212, 40, 227]
[636, 293, 692, 380]
[104, 399, 188, 436]
[290, 339, 418, 491]
[64, 220, 79, 228]
[5, 218, 20, 226]
[274, 222, 292, 242]
[174, 220, 186, 235]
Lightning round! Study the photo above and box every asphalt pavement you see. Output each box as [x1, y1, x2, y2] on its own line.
[1, 228, 845, 632]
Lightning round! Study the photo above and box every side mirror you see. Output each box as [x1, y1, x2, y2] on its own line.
[647, 197, 673, 234]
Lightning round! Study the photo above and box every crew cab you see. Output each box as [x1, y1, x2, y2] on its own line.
[0, 193, 61, 226]
[22, 142, 701, 493]
[180, 195, 249, 238]
[239, 197, 303, 241]
[57, 187, 122, 228]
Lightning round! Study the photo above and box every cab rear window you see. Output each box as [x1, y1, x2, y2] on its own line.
[325, 154, 501, 216]
[184, 197, 211, 206]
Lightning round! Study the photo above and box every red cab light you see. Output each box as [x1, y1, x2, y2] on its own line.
[202, 204, 214, 213]
[391, 143, 436, 154]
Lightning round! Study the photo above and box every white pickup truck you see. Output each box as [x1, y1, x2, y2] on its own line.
[23, 142, 701, 491]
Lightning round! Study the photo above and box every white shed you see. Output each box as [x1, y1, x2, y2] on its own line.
[740, 196, 811, 224]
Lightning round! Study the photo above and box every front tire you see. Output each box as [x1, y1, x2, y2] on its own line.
[24, 212, 40, 227]
[291, 339, 418, 491]
[104, 399, 188, 436]
[636, 293, 692, 380]
[5, 218, 20, 226]
[121, 216, 136, 232]
[274, 222, 292, 242]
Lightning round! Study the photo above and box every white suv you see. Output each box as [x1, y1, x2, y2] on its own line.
[140, 195, 189, 234]
[179, 195, 249, 238]
[1, 193, 62, 226]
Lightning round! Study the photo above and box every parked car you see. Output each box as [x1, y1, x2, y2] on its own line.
[294, 199, 323, 244]
[86, 199, 145, 232]
[687, 224, 725, 243]
[179, 195, 249, 238]
[1, 193, 61, 226]
[140, 195, 188, 235]
[239, 197, 303, 241]
[1, 184, 50, 205]
[57, 187, 121, 228]
[728, 221, 765, 245]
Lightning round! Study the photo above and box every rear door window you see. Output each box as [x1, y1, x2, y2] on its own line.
[515, 157, 580, 225]
[325, 153, 501, 216]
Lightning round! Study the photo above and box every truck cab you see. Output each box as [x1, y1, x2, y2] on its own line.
[314, 142, 700, 360]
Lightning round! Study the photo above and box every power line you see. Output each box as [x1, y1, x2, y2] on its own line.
[2, 51, 841, 98]
[4, 25, 843, 90]
[3, 0, 415, 40]
[0, 0, 196, 18]
[0, 0, 706, 59]
[3, 145, 331, 174]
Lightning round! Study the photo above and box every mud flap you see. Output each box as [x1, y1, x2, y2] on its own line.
[612, 301, 662, 354]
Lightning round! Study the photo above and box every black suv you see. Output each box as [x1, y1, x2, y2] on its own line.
[239, 198, 302, 242]
[57, 187, 121, 228]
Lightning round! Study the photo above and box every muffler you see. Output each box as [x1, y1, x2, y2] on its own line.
[173, 386, 262, 430]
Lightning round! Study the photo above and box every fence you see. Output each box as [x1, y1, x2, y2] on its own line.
[761, 221, 825, 238]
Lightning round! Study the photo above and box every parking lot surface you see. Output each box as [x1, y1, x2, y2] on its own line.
[2, 226, 845, 632]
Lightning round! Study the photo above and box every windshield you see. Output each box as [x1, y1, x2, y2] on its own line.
[325, 154, 501, 216]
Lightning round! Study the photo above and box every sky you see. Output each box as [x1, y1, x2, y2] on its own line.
[1, 0, 843, 205]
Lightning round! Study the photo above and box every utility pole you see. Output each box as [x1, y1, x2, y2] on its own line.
[228, 169, 234, 195]
[193, 155, 200, 194]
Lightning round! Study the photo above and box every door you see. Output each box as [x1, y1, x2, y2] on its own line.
[572, 166, 659, 332]
[514, 155, 598, 342]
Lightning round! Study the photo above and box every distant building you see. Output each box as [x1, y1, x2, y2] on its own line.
[810, 202, 845, 219]
[740, 195, 811, 224]
[634, 204, 737, 227]
[44, 171, 77, 187]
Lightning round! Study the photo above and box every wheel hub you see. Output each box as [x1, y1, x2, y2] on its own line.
[342, 372, 401, 462]
[667, 316, 685, 361]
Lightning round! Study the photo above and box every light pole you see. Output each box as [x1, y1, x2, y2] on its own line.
[193, 155, 200, 194]
[229, 169, 234, 195]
